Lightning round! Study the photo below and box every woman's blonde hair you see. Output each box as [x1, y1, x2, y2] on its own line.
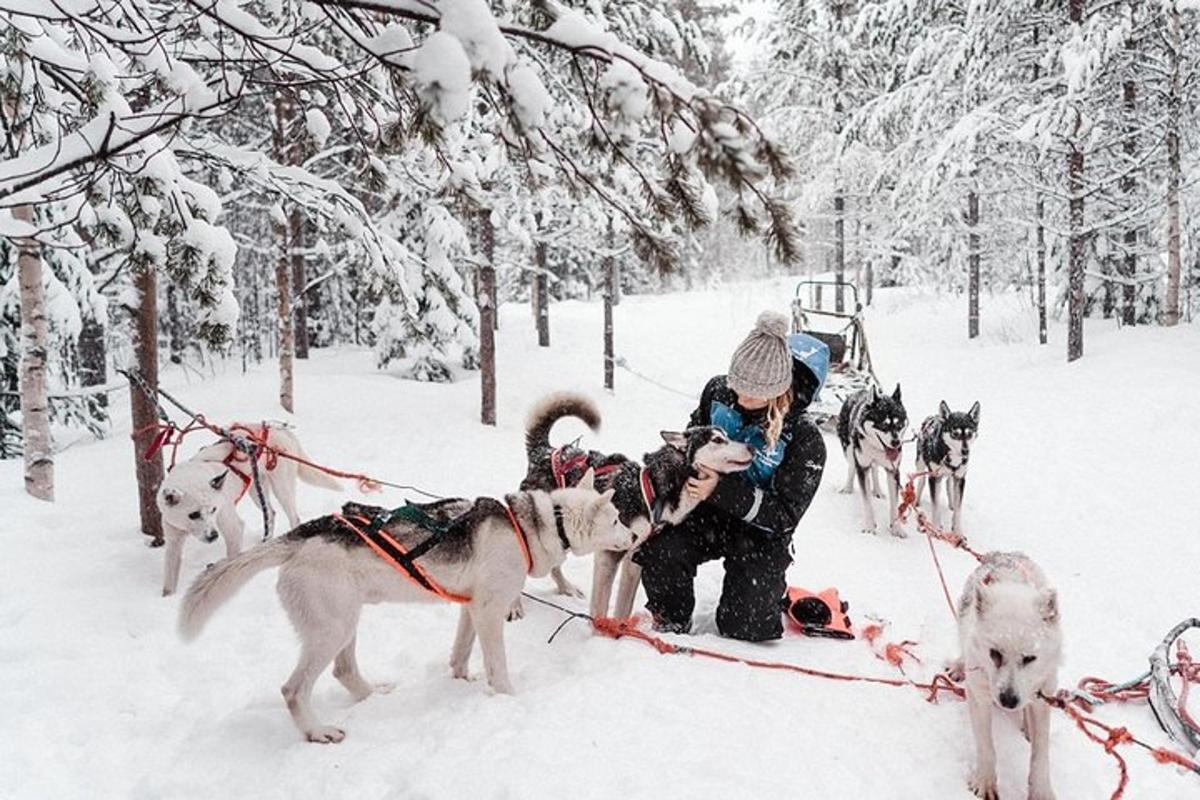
[764, 389, 793, 449]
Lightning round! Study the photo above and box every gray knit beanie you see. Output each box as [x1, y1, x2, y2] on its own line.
[727, 311, 792, 398]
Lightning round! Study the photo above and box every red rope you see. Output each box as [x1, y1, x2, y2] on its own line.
[591, 616, 965, 702]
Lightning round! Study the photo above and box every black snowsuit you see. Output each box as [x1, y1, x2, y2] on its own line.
[633, 364, 827, 642]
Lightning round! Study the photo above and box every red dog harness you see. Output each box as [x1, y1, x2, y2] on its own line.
[221, 423, 278, 503]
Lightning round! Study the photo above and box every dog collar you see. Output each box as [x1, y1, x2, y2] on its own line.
[552, 504, 571, 552]
[639, 468, 663, 528]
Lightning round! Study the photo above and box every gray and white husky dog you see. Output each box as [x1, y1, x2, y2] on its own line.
[955, 552, 1061, 800]
[178, 473, 634, 744]
[836, 384, 909, 536]
[157, 424, 341, 596]
[914, 401, 981, 539]
[520, 392, 754, 619]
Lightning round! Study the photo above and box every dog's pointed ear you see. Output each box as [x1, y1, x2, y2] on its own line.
[162, 488, 180, 507]
[974, 585, 989, 618]
[892, 383, 902, 403]
[596, 488, 616, 505]
[1040, 588, 1059, 624]
[210, 470, 229, 491]
[939, 400, 951, 419]
[869, 385, 882, 402]
[660, 430, 687, 450]
[969, 401, 981, 425]
[577, 467, 596, 491]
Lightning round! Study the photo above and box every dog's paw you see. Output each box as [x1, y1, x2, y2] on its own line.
[1027, 785, 1056, 800]
[889, 523, 908, 539]
[507, 598, 525, 622]
[946, 659, 966, 683]
[306, 726, 346, 744]
[161, 588, 174, 598]
[873, 488, 885, 499]
[373, 682, 395, 695]
[969, 770, 999, 800]
[860, 524, 878, 535]
[450, 662, 471, 681]
[838, 484, 854, 495]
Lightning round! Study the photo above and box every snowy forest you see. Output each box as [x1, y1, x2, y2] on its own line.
[3, 0, 1198, 504]
[3, 2, 1200, 797]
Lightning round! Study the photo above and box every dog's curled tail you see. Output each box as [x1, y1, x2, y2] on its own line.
[178, 537, 295, 642]
[525, 392, 601, 458]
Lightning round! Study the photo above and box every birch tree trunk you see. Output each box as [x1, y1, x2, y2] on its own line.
[13, 203, 53, 501]
[1036, 196, 1048, 345]
[603, 218, 616, 390]
[1121, 57, 1138, 326]
[967, 187, 980, 339]
[477, 209, 497, 426]
[130, 266, 164, 541]
[1066, 0, 1086, 362]
[274, 90, 295, 411]
[1164, 0, 1182, 327]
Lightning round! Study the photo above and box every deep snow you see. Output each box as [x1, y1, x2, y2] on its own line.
[2, 278, 1198, 799]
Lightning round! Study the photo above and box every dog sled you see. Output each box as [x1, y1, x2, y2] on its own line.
[790, 278, 879, 429]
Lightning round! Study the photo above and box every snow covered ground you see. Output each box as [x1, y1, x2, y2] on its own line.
[2, 278, 1198, 799]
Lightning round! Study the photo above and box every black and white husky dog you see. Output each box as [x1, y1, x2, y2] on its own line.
[915, 401, 980, 539]
[837, 384, 909, 536]
[521, 392, 754, 619]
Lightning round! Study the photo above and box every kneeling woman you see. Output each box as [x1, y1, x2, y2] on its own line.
[633, 311, 828, 642]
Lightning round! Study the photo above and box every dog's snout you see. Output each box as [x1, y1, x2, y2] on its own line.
[998, 689, 1020, 709]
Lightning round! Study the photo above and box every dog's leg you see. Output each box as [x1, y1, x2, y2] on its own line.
[281, 634, 353, 743]
[549, 566, 584, 600]
[839, 447, 856, 494]
[333, 633, 393, 701]
[612, 555, 642, 619]
[219, 505, 245, 560]
[449, 605, 476, 680]
[870, 465, 884, 499]
[1027, 697, 1055, 800]
[913, 470, 927, 508]
[471, 600, 515, 694]
[856, 467, 877, 534]
[966, 677, 999, 800]
[951, 476, 966, 539]
[161, 527, 185, 597]
[269, 467, 302, 531]
[887, 469, 906, 537]
[928, 475, 942, 528]
[589, 550, 623, 619]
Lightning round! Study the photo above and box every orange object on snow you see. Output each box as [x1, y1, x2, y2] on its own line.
[783, 586, 855, 640]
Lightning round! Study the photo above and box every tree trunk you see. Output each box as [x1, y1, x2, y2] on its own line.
[1121, 74, 1137, 326]
[834, 194, 846, 313]
[866, 258, 875, 306]
[534, 239, 550, 348]
[604, 218, 616, 390]
[13, 204, 54, 501]
[477, 209, 497, 426]
[1067, 0, 1086, 362]
[1164, 0, 1182, 326]
[1067, 147, 1085, 362]
[274, 90, 295, 411]
[967, 188, 980, 339]
[291, 209, 310, 358]
[1036, 196, 1048, 345]
[130, 266, 164, 541]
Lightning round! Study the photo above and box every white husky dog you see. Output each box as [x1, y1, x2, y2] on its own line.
[157, 423, 340, 596]
[956, 551, 1062, 800]
[178, 471, 634, 744]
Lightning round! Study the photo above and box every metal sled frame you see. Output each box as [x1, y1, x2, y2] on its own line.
[1149, 618, 1200, 755]
[791, 279, 880, 428]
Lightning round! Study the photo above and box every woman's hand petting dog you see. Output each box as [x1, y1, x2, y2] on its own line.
[687, 466, 720, 501]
